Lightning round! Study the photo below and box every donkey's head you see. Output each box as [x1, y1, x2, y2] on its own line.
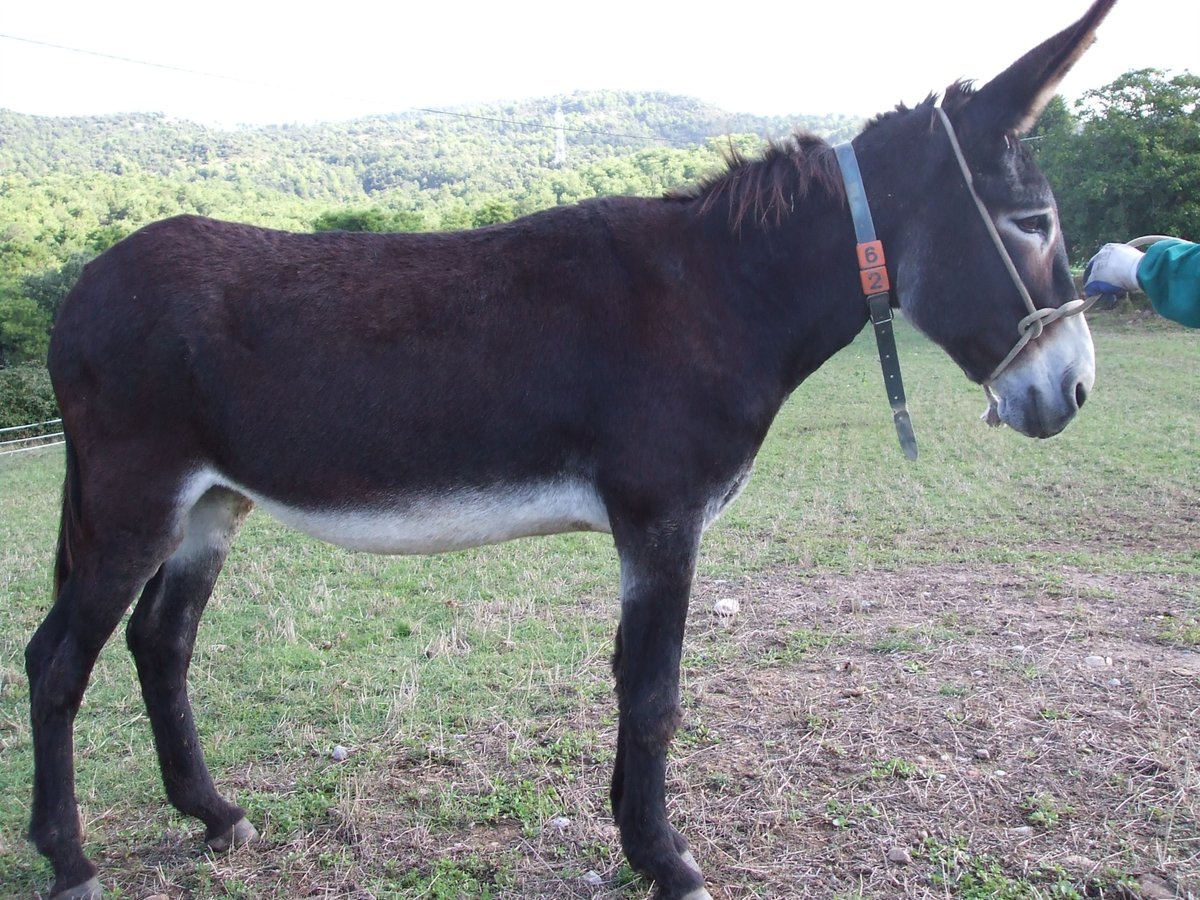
[856, 0, 1116, 438]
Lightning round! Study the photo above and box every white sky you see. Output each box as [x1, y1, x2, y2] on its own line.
[1, 1, 1196, 128]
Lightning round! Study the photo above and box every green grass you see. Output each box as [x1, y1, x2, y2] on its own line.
[923, 836, 1089, 899]
[1022, 792, 1073, 830]
[1, 316, 1197, 896]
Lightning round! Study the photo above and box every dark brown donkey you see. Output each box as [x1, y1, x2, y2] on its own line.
[28, 2, 1115, 897]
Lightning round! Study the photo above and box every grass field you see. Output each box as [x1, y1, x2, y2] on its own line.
[1, 316, 1197, 899]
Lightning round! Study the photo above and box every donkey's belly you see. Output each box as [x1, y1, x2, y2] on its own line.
[186, 470, 611, 554]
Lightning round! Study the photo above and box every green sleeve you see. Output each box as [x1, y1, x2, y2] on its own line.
[1136, 239, 1200, 328]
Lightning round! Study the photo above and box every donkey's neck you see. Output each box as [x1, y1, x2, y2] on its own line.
[682, 182, 872, 396]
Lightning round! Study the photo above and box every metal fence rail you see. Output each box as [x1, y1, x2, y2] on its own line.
[0, 418, 62, 434]
[0, 418, 65, 456]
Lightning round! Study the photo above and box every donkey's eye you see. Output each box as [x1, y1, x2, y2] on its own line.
[1015, 214, 1050, 235]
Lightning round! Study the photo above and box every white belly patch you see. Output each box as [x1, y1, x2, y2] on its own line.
[179, 470, 611, 554]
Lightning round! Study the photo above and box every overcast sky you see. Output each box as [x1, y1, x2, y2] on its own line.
[1, 1, 1196, 128]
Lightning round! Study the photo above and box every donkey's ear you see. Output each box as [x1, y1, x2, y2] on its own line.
[959, 0, 1118, 136]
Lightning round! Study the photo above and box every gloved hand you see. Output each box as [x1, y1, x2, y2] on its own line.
[1084, 243, 1144, 296]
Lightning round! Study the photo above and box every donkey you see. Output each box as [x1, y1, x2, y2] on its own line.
[27, 2, 1115, 897]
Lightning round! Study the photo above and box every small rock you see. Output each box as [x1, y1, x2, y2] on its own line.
[1135, 873, 1176, 899]
[1009, 644, 1027, 652]
[331, 745, 349, 762]
[547, 816, 571, 833]
[1061, 854, 1099, 874]
[886, 846, 912, 865]
[1108, 678, 1122, 687]
[1009, 825, 1035, 837]
[582, 870, 604, 887]
[974, 748, 991, 761]
[1084, 655, 1111, 668]
[713, 597, 740, 619]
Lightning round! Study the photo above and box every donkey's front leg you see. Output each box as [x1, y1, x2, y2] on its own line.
[610, 521, 712, 900]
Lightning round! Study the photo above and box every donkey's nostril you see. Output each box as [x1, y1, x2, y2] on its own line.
[1074, 381, 1088, 410]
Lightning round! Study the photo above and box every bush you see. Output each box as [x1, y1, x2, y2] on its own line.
[0, 294, 52, 367]
[0, 364, 59, 430]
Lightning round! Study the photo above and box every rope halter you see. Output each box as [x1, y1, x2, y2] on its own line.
[935, 106, 1095, 385]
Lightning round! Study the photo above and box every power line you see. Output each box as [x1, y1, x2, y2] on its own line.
[0, 33, 263, 85]
[0, 32, 699, 148]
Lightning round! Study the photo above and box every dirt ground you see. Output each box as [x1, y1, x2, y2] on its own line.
[158, 560, 1200, 900]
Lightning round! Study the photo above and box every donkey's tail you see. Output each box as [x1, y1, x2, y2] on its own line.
[54, 434, 83, 599]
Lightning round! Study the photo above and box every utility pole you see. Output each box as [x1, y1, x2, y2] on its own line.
[554, 106, 567, 166]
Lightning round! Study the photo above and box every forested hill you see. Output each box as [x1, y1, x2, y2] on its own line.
[0, 90, 862, 370]
[3, 69, 1197, 415]
[0, 91, 861, 207]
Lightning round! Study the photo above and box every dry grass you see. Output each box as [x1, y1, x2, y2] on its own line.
[76, 562, 1198, 900]
[5, 320, 1198, 898]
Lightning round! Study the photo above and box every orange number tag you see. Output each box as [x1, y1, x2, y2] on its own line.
[860, 267, 890, 294]
[856, 240, 886, 270]
[856, 241, 889, 295]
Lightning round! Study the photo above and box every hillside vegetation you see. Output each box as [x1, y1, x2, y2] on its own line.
[0, 91, 862, 379]
[2, 69, 1197, 413]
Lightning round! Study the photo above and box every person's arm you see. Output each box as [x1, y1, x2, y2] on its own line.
[1085, 239, 1200, 328]
[1137, 239, 1200, 328]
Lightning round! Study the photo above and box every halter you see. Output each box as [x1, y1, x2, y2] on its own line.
[934, 106, 1095, 383]
[834, 108, 1095, 456]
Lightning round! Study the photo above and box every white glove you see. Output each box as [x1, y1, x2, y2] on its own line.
[1084, 243, 1143, 295]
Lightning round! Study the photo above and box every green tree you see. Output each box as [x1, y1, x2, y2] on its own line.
[23, 253, 92, 322]
[313, 208, 393, 232]
[313, 207, 424, 232]
[0, 294, 51, 367]
[472, 197, 516, 227]
[0, 362, 58, 428]
[438, 202, 475, 231]
[1034, 69, 1200, 263]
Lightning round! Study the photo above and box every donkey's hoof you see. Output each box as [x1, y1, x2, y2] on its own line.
[679, 848, 703, 876]
[206, 816, 258, 853]
[677, 889, 714, 900]
[51, 876, 102, 900]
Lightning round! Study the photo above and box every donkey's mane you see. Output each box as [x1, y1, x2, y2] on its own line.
[676, 82, 975, 232]
[672, 131, 844, 230]
[862, 83, 974, 131]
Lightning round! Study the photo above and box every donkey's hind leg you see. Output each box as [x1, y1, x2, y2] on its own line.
[26, 577, 129, 900]
[125, 487, 256, 852]
[26, 478, 186, 900]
